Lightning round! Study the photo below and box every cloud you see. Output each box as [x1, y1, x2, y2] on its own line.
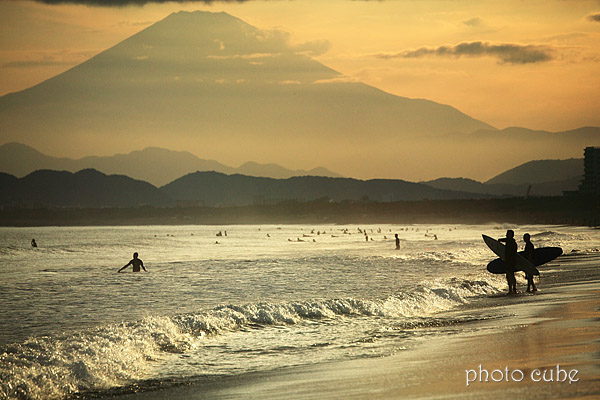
[2, 50, 95, 69]
[312, 76, 359, 85]
[2, 60, 73, 68]
[376, 42, 553, 65]
[206, 53, 276, 60]
[463, 17, 484, 28]
[293, 40, 332, 56]
[34, 0, 249, 5]
[114, 20, 155, 28]
[587, 13, 600, 22]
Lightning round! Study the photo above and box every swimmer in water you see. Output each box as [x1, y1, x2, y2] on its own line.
[118, 252, 147, 273]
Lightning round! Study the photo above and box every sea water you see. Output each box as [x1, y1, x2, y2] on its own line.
[0, 224, 598, 399]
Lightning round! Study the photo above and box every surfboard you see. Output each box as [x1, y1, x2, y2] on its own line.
[482, 234, 539, 276]
[486, 246, 562, 274]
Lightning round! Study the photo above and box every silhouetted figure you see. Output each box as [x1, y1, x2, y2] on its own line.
[395, 234, 400, 250]
[118, 252, 147, 273]
[499, 230, 517, 294]
[523, 233, 537, 292]
[31, 239, 37, 248]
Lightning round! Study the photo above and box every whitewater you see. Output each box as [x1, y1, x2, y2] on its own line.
[1, 223, 597, 399]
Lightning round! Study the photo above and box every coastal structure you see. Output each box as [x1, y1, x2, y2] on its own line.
[578, 147, 600, 196]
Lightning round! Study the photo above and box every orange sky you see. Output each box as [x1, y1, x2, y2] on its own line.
[1, 0, 599, 144]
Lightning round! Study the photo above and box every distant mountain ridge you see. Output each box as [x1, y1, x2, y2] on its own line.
[1, 143, 587, 197]
[160, 171, 493, 206]
[423, 158, 583, 196]
[0, 168, 495, 209]
[0, 143, 341, 186]
[0, 169, 171, 208]
[485, 158, 583, 185]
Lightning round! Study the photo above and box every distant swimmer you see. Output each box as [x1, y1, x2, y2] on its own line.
[31, 239, 37, 248]
[395, 234, 400, 250]
[118, 252, 147, 273]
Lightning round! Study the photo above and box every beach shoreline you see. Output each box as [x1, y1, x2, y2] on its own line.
[2, 197, 599, 227]
[116, 253, 600, 400]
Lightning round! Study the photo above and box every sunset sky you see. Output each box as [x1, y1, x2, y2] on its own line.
[2, 0, 599, 133]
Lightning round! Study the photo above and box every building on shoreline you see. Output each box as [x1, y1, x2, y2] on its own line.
[579, 147, 600, 196]
[565, 147, 600, 197]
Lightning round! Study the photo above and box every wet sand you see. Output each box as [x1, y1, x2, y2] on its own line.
[119, 253, 600, 400]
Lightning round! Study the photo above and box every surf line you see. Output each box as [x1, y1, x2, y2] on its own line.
[465, 364, 579, 386]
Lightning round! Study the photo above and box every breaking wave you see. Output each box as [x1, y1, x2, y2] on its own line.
[0, 276, 503, 400]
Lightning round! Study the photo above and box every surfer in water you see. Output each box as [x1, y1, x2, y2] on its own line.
[31, 239, 37, 248]
[118, 252, 147, 273]
[395, 234, 400, 250]
[499, 230, 517, 294]
[523, 233, 537, 292]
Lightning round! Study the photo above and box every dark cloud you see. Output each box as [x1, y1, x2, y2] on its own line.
[587, 13, 600, 22]
[377, 42, 553, 65]
[34, 0, 248, 6]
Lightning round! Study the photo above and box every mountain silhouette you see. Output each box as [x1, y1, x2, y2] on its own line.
[160, 171, 493, 206]
[485, 158, 583, 185]
[0, 169, 171, 208]
[0, 168, 494, 208]
[0, 143, 341, 186]
[423, 158, 583, 196]
[0, 11, 494, 180]
[1, 11, 597, 180]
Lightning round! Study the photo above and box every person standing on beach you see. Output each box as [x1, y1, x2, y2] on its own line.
[523, 233, 537, 292]
[118, 252, 147, 273]
[499, 230, 517, 294]
[395, 234, 400, 250]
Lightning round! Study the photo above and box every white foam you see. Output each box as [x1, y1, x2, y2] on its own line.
[0, 275, 504, 399]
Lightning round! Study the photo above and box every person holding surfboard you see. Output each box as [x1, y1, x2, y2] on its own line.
[499, 230, 517, 294]
[118, 252, 147, 273]
[523, 233, 537, 293]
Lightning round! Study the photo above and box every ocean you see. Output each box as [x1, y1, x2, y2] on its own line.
[1, 223, 598, 399]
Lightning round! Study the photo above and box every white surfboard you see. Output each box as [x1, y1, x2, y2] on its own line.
[482, 234, 539, 276]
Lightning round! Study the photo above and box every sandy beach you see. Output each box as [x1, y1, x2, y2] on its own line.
[117, 252, 600, 400]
